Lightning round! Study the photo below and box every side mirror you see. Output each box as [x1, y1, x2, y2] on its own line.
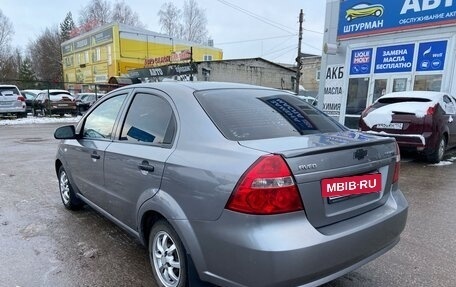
[54, 125, 77, 139]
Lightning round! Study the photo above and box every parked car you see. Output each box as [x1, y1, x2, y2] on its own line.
[21, 89, 41, 114]
[74, 92, 104, 114]
[54, 82, 408, 287]
[33, 89, 77, 117]
[359, 91, 456, 163]
[0, 85, 27, 118]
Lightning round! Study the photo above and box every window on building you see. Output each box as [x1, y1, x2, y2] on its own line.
[203, 55, 213, 61]
[346, 77, 370, 115]
[316, 70, 320, 81]
[413, 74, 442, 92]
[85, 51, 90, 64]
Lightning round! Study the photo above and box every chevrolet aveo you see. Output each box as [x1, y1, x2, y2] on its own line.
[54, 82, 408, 287]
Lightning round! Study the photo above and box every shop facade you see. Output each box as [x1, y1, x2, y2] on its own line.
[319, 0, 456, 128]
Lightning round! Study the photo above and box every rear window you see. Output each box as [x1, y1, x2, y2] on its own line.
[195, 89, 344, 141]
[0, 86, 20, 96]
[377, 97, 431, 104]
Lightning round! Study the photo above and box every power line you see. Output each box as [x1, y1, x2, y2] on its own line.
[215, 0, 296, 35]
[262, 44, 297, 58]
[217, 34, 296, 45]
[269, 46, 299, 61]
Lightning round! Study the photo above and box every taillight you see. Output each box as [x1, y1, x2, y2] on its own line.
[427, 105, 436, 115]
[226, 155, 303, 215]
[393, 143, 400, 184]
[17, 96, 26, 102]
[361, 105, 373, 117]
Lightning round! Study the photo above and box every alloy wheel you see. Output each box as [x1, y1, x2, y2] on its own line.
[152, 231, 181, 287]
[59, 171, 70, 205]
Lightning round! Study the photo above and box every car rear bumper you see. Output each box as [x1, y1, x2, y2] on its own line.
[364, 131, 432, 151]
[0, 106, 26, 114]
[176, 189, 408, 287]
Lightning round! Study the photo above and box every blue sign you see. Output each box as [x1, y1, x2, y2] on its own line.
[350, 48, 373, 75]
[416, 40, 447, 71]
[338, 1, 456, 39]
[374, 44, 415, 73]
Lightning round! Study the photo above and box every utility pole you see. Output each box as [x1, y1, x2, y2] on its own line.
[295, 9, 304, 94]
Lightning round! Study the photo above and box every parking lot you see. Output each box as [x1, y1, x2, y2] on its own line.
[1, 122, 455, 287]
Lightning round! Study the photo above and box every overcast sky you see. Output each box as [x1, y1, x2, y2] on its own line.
[1, 0, 325, 64]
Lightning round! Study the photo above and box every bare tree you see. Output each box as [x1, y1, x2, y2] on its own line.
[28, 27, 63, 84]
[182, 0, 208, 44]
[112, 0, 144, 27]
[158, 2, 183, 37]
[158, 0, 209, 44]
[78, 0, 112, 33]
[0, 9, 14, 80]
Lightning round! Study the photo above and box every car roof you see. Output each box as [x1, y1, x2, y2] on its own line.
[114, 81, 278, 93]
[380, 91, 447, 101]
[0, 85, 19, 88]
[40, 89, 71, 94]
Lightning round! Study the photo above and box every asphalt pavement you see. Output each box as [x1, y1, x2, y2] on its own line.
[0, 123, 455, 287]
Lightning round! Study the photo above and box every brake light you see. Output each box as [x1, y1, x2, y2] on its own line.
[226, 155, 303, 215]
[17, 96, 26, 102]
[426, 105, 436, 115]
[361, 105, 373, 117]
[393, 143, 400, 184]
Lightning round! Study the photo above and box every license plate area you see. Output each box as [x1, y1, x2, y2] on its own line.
[375, 122, 403, 130]
[321, 173, 382, 199]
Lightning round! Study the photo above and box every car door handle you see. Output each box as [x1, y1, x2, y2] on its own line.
[139, 161, 155, 172]
[91, 153, 101, 160]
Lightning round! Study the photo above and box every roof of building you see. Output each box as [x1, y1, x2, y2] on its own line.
[195, 57, 297, 73]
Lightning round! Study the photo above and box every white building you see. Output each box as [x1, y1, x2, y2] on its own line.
[319, 0, 456, 128]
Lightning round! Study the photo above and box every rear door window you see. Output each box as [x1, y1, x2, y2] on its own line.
[120, 93, 176, 145]
[195, 89, 344, 141]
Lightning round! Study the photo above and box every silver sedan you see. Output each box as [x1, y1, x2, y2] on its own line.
[54, 82, 408, 287]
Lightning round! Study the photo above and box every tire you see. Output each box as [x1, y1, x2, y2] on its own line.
[58, 166, 84, 210]
[426, 136, 446, 163]
[17, 112, 27, 118]
[149, 220, 187, 287]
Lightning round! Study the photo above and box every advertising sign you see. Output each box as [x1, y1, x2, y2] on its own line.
[374, 43, 415, 73]
[323, 65, 344, 118]
[416, 40, 448, 71]
[338, 0, 456, 39]
[350, 48, 373, 75]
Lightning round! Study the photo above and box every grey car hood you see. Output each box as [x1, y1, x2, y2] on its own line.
[238, 131, 395, 158]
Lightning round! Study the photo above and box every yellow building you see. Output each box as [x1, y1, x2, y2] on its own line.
[61, 22, 223, 91]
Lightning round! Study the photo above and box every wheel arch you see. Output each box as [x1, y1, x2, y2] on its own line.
[137, 193, 208, 279]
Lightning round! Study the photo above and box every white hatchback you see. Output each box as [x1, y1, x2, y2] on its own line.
[0, 85, 27, 118]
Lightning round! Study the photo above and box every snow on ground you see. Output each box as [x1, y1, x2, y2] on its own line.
[0, 116, 81, 126]
[428, 157, 456, 167]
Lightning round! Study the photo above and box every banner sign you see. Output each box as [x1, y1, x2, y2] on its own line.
[144, 49, 192, 68]
[323, 65, 344, 118]
[128, 63, 198, 79]
[350, 48, 373, 75]
[374, 43, 415, 73]
[416, 40, 448, 71]
[338, 0, 456, 39]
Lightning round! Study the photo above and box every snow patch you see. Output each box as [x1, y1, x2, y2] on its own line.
[428, 161, 453, 167]
[363, 102, 434, 128]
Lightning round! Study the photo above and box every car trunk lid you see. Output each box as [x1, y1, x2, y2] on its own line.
[362, 97, 436, 135]
[239, 131, 398, 228]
